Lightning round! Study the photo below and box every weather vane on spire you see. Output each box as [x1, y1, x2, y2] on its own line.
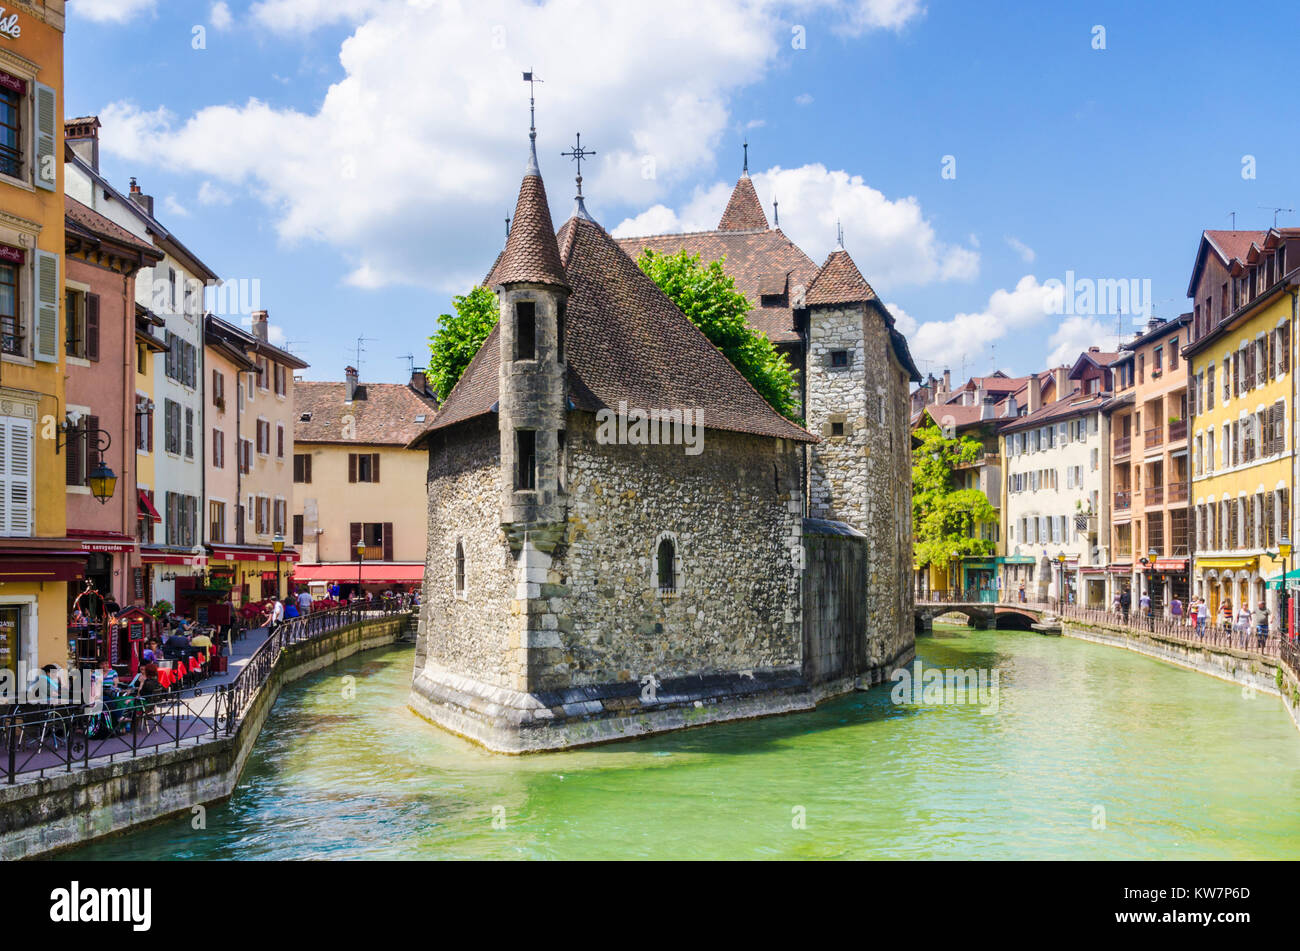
[836, 220, 844, 249]
[562, 132, 596, 197]
[522, 70, 543, 140]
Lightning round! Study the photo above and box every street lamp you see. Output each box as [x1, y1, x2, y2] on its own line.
[1280, 534, 1293, 639]
[86, 459, 118, 505]
[272, 533, 285, 601]
[1056, 552, 1067, 614]
[356, 539, 366, 602]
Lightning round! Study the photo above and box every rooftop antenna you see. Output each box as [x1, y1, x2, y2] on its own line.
[834, 220, 844, 251]
[1258, 204, 1294, 228]
[398, 352, 415, 375]
[351, 335, 376, 372]
[1229, 211, 1237, 229]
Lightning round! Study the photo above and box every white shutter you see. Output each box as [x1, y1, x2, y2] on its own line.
[0, 418, 32, 536]
[33, 250, 58, 363]
[33, 82, 56, 191]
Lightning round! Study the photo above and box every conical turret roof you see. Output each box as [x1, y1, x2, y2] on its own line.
[487, 147, 569, 289]
[717, 173, 769, 231]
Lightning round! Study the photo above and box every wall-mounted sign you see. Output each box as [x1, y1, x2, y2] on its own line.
[0, 244, 24, 265]
[0, 9, 21, 40]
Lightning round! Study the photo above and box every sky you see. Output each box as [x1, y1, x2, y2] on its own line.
[66, 0, 1300, 384]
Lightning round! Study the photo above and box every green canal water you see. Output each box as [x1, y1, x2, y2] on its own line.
[60, 625, 1300, 860]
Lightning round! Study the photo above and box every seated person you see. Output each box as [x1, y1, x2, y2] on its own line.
[139, 662, 162, 698]
[164, 630, 191, 655]
[188, 629, 213, 652]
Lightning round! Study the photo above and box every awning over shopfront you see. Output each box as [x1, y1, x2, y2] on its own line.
[137, 489, 161, 522]
[997, 555, 1036, 565]
[208, 544, 301, 564]
[140, 548, 206, 567]
[1266, 569, 1300, 591]
[71, 531, 137, 553]
[1154, 558, 1187, 571]
[0, 552, 86, 582]
[1196, 557, 1259, 572]
[1107, 564, 1133, 573]
[292, 563, 425, 585]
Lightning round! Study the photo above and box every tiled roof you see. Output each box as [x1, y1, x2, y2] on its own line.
[998, 392, 1108, 433]
[422, 207, 816, 445]
[65, 195, 160, 258]
[296, 380, 439, 446]
[614, 227, 817, 344]
[717, 174, 769, 231]
[804, 248, 878, 306]
[486, 170, 568, 289]
[1203, 230, 1269, 266]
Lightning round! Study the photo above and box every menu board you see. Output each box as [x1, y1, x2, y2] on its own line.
[0, 605, 19, 675]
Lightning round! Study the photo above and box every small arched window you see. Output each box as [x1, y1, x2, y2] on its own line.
[657, 537, 676, 594]
[454, 540, 466, 595]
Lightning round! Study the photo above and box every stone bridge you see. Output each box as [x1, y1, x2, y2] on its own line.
[914, 598, 1051, 631]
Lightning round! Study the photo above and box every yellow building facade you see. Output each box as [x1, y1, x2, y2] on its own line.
[1187, 274, 1294, 625]
[0, 2, 72, 676]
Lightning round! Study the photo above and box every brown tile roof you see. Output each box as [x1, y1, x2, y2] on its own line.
[1203, 230, 1268, 266]
[998, 391, 1108, 433]
[804, 248, 878, 306]
[717, 174, 769, 231]
[296, 380, 439, 446]
[486, 170, 568, 289]
[421, 209, 816, 445]
[614, 227, 817, 344]
[65, 195, 161, 259]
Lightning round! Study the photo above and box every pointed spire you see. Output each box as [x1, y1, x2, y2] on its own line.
[523, 70, 543, 177]
[718, 174, 768, 231]
[805, 244, 877, 307]
[488, 129, 568, 289]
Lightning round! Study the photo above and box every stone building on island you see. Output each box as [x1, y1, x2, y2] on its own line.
[408, 134, 918, 752]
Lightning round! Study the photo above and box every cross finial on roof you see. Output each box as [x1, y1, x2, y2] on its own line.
[562, 132, 596, 197]
[743, 139, 749, 175]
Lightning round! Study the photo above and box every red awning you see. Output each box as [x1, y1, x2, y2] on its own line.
[137, 490, 162, 522]
[0, 553, 86, 583]
[208, 545, 301, 563]
[292, 563, 424, 584]
[1155, 558, 1187, 571]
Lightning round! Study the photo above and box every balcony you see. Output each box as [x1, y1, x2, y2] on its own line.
[1145, 485, 1164, 506]
[1166, 481, 1188, 503]
[1114, 490, 1131, 511]
[1113, 436, 1131, 457]
[1168, 419, 1187, 442]
[358, 546, 384, 560]
[1144, 427, 1164, 450]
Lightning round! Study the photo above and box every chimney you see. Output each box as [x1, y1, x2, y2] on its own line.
[64, 116, 101, 173]
[1053, 366, 1071, 398]
[980, 395, 996, 421]
[941, 369, 951, 394]
[1002, 395, 1018, 418]
[345, 365, 359, 402]
[129, 177, 154, 218]
[251, 310, 269, 342]
[1028, 377, 1042, 414]
[410, 368, 430, 396]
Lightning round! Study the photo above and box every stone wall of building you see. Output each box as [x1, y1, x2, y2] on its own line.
[804, 302, 915, 674]
[545, 413, 805, 690]
[418, 417, 517, 690]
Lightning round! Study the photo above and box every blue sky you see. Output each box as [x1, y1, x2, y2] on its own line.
[67, 0, 1300, 384]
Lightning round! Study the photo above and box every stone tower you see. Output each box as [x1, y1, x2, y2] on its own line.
[491, 141, 571, 544]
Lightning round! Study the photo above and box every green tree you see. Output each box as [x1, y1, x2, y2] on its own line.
[636, 249, 800, 421]
[426, 286, 499, 401]
[911, 420, 999, 572]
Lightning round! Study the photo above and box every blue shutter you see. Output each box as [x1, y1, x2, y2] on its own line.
[33, 250, 58, 363]
[33, 83, 55, 191]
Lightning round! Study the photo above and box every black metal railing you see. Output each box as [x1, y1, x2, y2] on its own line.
[1, 600, 412, 784]
[1059, 604, 1285, 657]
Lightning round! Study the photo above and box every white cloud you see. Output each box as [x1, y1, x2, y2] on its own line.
[72, 0, 157, 23]
[904, 275, 1062, 372]
[614, 163, 979, 291]
[162, 194, 189, 218]
[1045, 315, 1110, 367]
[98, 1, 921, 293]
[840, 0, 926, 32]
[794, 93, 814, 106]
[1005, 235, 1035, 263]
[884, 300, 916, 337]
[198, 180, 233, 206]
[210, 2, 233, 30]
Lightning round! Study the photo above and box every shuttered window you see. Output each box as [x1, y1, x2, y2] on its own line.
[293, 453, 312, 484]
[33, 82, 55, 191]
[0, 416, 32, 536]
[32, 250, 58, 363]
[348, 452, 380, 483]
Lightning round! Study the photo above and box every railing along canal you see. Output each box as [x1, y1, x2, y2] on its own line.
[0, 600, 412, 784]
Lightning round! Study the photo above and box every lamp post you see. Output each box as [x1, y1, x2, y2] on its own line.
[1280, 534, 1293, 639]
[356, 539, 366, 603]
[272, 533, 285, 601]
[1056, 552, 1067, 614]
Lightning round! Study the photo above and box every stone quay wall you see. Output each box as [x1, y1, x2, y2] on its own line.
[0, 614, 408, 860]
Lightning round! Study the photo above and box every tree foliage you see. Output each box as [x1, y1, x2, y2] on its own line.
[426, 285, 498, 401]
[636, 248, 800, 421]
[911, 420, 999, 570]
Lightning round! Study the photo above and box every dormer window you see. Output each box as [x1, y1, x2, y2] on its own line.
[515, 301, 536, 361]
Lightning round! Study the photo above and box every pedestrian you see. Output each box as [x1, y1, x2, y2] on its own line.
[1018, 581, 1026, 603]
[1253, 601, 1269, 648]
[297, 587, 312, 616]
[1170, 595, 1182, 627]
[1196, 597, 1209, 637]
[1235, 603, 1252, 646]
[262, 597, 284, 634]
[1221, 598, 1233, 635]
[283, 597, 299, 620]
[1120, 586, 1131, 623]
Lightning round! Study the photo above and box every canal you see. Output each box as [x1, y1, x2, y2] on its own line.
[59, 624, 1300, 860]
